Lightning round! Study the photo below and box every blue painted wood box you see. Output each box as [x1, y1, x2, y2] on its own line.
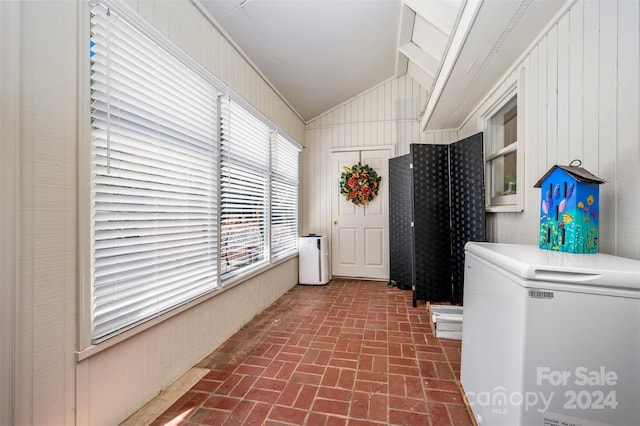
[534, 162, 605, 253]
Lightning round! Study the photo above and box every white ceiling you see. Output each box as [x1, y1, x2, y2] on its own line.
[201, 0, 402, 121]
[200, 0, 566, 125]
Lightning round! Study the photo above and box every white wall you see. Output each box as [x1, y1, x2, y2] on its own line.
[7, 1, 305, 425]
[302, 74, 458, 238]
[459, 0, 640, 260]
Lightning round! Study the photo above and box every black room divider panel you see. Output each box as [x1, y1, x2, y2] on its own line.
[388, 153, 413, 291]
[449, 133, 486, 303]
[388, 133, 485, 306]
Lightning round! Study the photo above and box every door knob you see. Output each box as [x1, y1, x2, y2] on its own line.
[333, 220, 338, 225]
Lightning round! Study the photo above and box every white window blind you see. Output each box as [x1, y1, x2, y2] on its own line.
[219, 96, 271, 278]
[90, 4, 219, 342]
[271, 133, 300, 260]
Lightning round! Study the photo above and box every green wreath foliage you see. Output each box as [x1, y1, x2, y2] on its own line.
[339, 163, 382, 205]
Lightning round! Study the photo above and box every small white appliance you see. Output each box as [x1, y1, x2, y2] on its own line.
[298, 235, 329, 285]
[461, 242, 640, 426]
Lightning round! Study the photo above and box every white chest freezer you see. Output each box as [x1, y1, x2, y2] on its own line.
[298, 235, 329, 285]
[461, 242, 640, 426]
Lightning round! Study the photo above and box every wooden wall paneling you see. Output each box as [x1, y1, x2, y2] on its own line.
[537, 37, 549, 174]
[546, 25, 559, 165]
[569, 1, 584, 163]
[597, 1, 618, 255]
[616, 0, 639, 259]
[582, 0, 599, 173]
[557, 13, 570, 165]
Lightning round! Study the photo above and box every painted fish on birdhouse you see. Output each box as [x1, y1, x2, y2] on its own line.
[534, 160, 605, 253]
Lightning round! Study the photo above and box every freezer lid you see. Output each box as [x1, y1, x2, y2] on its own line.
[465, 242, 640, 290]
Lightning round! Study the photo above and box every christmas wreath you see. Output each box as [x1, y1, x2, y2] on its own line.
[339, 163, 382, 205]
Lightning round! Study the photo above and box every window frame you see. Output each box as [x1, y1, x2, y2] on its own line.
[479, 79, 525, 213]
[78, 0, 302, 358]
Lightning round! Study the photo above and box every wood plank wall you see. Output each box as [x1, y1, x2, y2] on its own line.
[302, 74, 458, 238]
[460, 0, 639, 259]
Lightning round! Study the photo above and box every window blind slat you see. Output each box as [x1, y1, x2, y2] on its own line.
[90, 3, 218, 342]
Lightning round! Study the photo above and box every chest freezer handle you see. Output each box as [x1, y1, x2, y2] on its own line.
[532, 269, 602, 283]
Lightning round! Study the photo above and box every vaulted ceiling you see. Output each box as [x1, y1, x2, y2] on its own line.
[200, 0, 566, 125]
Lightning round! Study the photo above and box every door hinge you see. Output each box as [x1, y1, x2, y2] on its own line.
[410, 222, 414, 228]
[409, 163, 413, 169]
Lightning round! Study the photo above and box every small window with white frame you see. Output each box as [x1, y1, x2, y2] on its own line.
[482, 86, 524, 212]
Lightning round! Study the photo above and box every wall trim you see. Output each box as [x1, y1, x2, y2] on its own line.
[0, 1, 21, 424]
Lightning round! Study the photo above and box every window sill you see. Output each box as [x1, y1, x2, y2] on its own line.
[486, 204, 524, 213]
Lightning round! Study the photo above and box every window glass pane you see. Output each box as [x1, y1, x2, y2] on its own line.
[488, 96, 517, 154]
[489, 152, 517, 198]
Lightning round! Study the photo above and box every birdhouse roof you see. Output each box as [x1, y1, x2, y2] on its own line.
[534, 164, 606, 188]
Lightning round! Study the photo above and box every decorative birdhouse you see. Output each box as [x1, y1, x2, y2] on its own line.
[534, 160, 605, 253]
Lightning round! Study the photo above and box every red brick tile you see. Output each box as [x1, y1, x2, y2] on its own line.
[216, 374, 244, 395]
[388, 374, 406, 397]
[424, 379, 459, 392]
[388, 356, 417, 366]
[253, 377, 286, 391]
[312, 398, 350, 416]
[321, 366, 340, 387]
[337, 368, 356, 390]
[434, 361, 456, 381]
[329, 357, 358, 369]
[268, 405, 307, 424]
[305, 411, 329, 425]
[301, 348, 320, 364]
[426, 389, 464, 404]
[296, 363, 325, 376]
[317, 386, 351, 402]
[163, 390, 208, 416]
[274, 351, 303, 363]
[204, 370, 230, 381]
[275, 361, 297, 381]
[189, 407, 229, 424]
[349, 391, 370, 419]
[234, 364, 265, 376]
[354, 380, 388, 394]
[358, 354, 373, 371]
[243, 401, 271, 425]
[222, 400, 254, 425]
[388, 396, 428, 413]
[281, 344, 306, 355]
[291, 371, 323, 385]
[202, 395, 240, 411]
[325, 415, 347, 426]
[261, 359, 284, 378]
[388, 364, 420, 376]
[294, 384, 318, 410]
[448, 403, 475, 426]
[192, 378, 221, 393]
[314, 349, 332, 366]
[244, 388, 280, 404]
[389, 409, 429, 425]
[276, 382, 302, 406]
[356, 370, 387, 383]
[405, 376, 425, 399]
[369, 393, 388, 423]
[372, 356, 388, 373]
[428, 402, 452, 426]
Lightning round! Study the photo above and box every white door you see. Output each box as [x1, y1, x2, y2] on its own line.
[331, 149, 390, 279]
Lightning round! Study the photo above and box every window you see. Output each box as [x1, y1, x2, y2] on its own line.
[89, 3, 219, 342]
[219, 97, 271, 278]
[88, 2, 301, 344]
[483, 90, 523, 212]
[271, 132, 299, 260]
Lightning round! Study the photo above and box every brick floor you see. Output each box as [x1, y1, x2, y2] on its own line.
[149, 279, 473, 425]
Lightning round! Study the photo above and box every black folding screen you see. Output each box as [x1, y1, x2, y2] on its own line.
[388, 154, 413, 291]
[389, 133, 485, 306]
